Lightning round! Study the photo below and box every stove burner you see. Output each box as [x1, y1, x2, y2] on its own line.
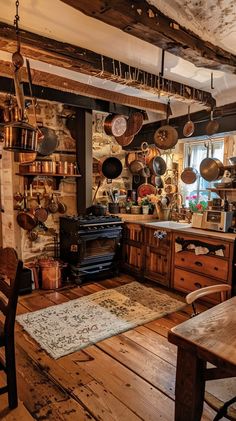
[66, 214, 122, 225]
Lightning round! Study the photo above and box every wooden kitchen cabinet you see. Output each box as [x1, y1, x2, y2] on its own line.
[122, 223, 144, 276]
[172, 232, 234, 304]
[143, 226, 172, 287]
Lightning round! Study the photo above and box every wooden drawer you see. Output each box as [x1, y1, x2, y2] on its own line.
[174, 252, 229, 281]
[173, 233, 231, 258]
[173, 268, 227, 304]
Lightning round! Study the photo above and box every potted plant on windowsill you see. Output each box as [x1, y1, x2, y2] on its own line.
[187, 195, 208, 228]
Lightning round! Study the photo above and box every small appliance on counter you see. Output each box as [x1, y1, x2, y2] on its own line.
[201, 210, 234, 232]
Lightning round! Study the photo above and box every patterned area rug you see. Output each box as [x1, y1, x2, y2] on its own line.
[16, 282, 185, 359]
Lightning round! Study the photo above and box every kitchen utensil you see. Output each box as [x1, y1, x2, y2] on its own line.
[47, 193, 58, 213]
[17, 194, 38, 230]
[57, 198, 67, 214]
[37, 127, 59, 155]
[27, 229, 38, 241]
[181, 145, 198, 184]
[124, 112, 144, 137]
[129, 153, 145, 174]
[154, 125, 178, 150]
[144, 144, 161, 165]
[101, 157, 123, 179]
[41, 160, 56, 174]
[151, 175, 164, 188]
[200, 157, 225, 182]
[16, 151, 37, 164]
[28, 161, 42, 173]
[137, 176, 157, 198]
[91, 203, 107, 216]
[154, 103, 178, 150]
[103, 114, 127, 137]
[148, 155, 167, 176]
[34, 194, 48, 223]
[183, 105, 195, 137]
[4, 121, 38, 152]
[229, 157, 236, 165]
[205, 108, 219, 135]
[115, 133, 134, 147]
[38, 258, 63, 290]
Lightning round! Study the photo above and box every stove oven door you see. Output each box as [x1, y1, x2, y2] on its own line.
[79, 229, 122, 265]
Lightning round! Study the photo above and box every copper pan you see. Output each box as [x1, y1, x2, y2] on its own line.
[104, 114, 127, 137]
[125, 112, 144, 137]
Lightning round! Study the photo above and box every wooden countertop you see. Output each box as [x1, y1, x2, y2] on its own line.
[120, 215, 236, 242]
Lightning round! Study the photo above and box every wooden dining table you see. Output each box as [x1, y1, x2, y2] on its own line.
[168, 296, 236, 421]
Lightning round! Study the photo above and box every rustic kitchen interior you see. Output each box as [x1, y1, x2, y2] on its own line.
[0, 1, 236, 420]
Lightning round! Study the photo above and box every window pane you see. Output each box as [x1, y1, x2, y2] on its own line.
[181, 139, 224, 206]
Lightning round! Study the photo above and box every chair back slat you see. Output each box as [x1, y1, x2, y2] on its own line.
[0, 277, 11, 299]
[0, 298, 7, 315]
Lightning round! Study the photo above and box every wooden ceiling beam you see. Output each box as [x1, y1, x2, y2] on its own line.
[0, 21, 214, 108]
[61, 0, 236, 74]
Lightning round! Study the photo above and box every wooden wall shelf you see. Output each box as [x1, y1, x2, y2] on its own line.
[16, 172, 81, 177]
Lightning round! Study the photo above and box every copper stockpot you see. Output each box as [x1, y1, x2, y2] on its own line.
[38, 258, 63, 289]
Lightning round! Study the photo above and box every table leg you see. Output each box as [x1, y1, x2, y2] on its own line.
[175, 348, 206, 421]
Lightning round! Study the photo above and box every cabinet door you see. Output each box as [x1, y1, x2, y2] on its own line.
[123, 223, 142, 243]
[144, 246, 170, 287]
[123, 243, 142, 273]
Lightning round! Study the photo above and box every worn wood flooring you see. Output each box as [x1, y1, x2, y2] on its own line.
[0, 274, 220, 420]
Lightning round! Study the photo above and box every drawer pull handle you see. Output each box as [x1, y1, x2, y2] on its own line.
[195, 261, 203, 267]
[194, 282, 202, 289]
[214, 267, 218, 271]
[180, 277, 184, 281]
[181, 258, 185, 262]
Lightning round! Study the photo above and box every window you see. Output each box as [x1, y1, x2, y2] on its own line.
[180, 139, 224, 206]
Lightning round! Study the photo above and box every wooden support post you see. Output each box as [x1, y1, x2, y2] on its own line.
[75, 109, 93, 215]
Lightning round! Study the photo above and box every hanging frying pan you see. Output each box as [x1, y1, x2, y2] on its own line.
[205, 108, 219, 135]
[181, 145, 198, 184]
[154, 101, 178, 150]
[137, 175, 157, 198]
[124, 112, 144, 137]
[183, 105, 195, 137]
[115, 133, 134, 147]
[37, 127, 59, 155]
[34, 194, 48, 223]
[104, 114, 127, 137]
[148, 156, 167, 176]
[17, 195, 38, 231]
[101, 157, 123, 179]
[129, 153, 145, 174]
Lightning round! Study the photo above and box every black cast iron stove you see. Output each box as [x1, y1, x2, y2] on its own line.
[59, 215, 123, 283]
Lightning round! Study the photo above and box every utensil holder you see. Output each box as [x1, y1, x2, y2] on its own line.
[108, 203, 120, 214]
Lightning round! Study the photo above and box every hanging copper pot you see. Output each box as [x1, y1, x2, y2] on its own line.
[104, 114, 127, 137]
[4, 121, 38, 152]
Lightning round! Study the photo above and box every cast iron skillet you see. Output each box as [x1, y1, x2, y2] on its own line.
[101, 157, 123, 179]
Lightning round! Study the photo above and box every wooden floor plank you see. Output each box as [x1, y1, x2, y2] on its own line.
[10, 274, 220, 420]
[60, 346, 175, 420]
[123, 325, 177, 366]
[96, 333, 176, 399]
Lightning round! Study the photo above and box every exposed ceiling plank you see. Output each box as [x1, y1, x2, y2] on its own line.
[60, 0, 236, 74]
[0, 60, 167, 113]
[0, 21, 214, 107]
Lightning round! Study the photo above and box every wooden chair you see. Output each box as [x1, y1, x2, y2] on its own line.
[0, 247, 23, 409]
[185, 284, 236, 421]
